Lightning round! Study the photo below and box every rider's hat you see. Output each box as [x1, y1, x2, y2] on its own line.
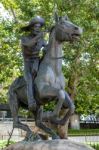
[21, 16, 45, 31]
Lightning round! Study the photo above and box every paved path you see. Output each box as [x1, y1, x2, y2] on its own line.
[69, 136, 99, 143]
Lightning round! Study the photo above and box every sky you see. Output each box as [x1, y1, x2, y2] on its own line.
[0, 3, 13, 21]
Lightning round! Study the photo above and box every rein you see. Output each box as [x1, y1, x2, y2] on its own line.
[51, 56, 65, 59]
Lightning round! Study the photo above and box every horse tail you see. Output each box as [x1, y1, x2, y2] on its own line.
[8, 77, 23, 117]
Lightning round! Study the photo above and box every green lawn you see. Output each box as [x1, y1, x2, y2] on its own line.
[68, 128, 99, 136]
[87, 142, 99, 150]
[0, 140, 15, 149]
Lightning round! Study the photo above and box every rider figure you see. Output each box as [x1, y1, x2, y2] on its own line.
[21, 16, 46, 111]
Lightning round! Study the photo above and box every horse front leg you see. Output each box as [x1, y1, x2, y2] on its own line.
[50, 91, 75, 125]
[59, 91, 75, 125]
[40, 85, 65, 119]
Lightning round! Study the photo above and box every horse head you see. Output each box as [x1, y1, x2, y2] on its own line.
[54, 16, 83, 42]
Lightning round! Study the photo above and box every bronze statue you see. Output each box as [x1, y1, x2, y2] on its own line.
[21, 16, 46, 111]
[8, 15, 82, 141]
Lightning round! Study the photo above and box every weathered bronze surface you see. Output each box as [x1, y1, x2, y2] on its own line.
[8, 16, 82, 141]
[21, 16, 46, 111]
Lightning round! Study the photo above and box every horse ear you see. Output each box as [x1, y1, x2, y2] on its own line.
[54, 12, 59, 23]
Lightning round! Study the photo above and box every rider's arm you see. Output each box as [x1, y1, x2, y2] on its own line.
[21, 34, 42, 47]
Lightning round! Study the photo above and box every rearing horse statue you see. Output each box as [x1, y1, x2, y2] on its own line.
[8, 16, 82, 141]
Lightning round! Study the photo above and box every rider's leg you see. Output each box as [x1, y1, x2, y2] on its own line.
[31, 58, 39, 96]
[24, 61, 36, 111]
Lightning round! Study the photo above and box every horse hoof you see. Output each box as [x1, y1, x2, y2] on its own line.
[23, 134, 42, 142]
[52, 135, 60, 140]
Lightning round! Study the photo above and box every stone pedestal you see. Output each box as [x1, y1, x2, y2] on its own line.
[3, 139, 94, 150]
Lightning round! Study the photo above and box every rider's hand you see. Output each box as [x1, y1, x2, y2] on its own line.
[33, 32, 43, 43]
[37, 32, 44, 38]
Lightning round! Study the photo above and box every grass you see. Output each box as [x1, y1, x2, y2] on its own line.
[0, 140, 15, 149]
[68, 128, 99, 136]
[69, 129, 99, 149]
[88, 142, 99, 150]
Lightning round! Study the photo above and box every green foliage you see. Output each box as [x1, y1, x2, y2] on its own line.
[44, 101, 56, 111]
[90, 143, 99, 150]
[0, 140, 15, 148]
[0, 0, 98, 115]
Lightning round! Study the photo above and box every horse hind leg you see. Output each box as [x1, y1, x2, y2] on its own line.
[8, 87, 35, 141]
[35, 106, 60, 139]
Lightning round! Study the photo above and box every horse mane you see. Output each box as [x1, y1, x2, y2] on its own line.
[39, 25, 55, 64]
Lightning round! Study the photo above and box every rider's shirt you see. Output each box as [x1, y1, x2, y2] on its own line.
[21, 35, 46, 60]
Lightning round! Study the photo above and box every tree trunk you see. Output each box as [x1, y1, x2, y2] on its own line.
[57, 120, 69, 139]
[57, 54, 81, 138]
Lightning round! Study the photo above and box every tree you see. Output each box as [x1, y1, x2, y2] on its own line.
[0, 0, 98, 138]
